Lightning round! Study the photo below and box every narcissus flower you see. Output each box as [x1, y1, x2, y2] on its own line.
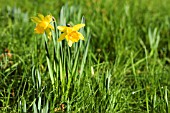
[57, 24, 85, 47]
[31, 14, 54, 39]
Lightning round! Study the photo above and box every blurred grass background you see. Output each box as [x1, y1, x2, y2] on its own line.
[0, 0, 170, 112]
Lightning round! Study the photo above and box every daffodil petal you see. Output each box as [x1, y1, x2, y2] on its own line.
[57, 26, 67, 32]
[45, 15, 52, 23]
[77, 32, 85, 40]
[58, 33, 67, 41]
[65, 35, 69, 41]
[38, 13, 44, 20]
[72, 24, 85, 31]
[66, 27, 73, 33]
[31, 17, 42, 23]
[69, 31, 79, 42]
[39, 21, 48, 29]
[48, 24, 54, 30]
[34, 25, 45, 34]
[45, 28, 52, 39]
[68, 40, 73, 47]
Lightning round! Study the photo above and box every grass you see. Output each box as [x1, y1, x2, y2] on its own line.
[0, 0, 170, 112]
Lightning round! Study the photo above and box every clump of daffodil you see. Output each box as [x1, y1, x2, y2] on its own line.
[57, 24, 85, 47]
[31, 13, 54, 39]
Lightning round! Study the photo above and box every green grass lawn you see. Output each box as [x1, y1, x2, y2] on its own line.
[0, 0, 170, 112]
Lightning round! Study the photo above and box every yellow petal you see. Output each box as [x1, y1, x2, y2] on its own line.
[77, 32, 85, 40]
[44, 15, 52, 23]
[57, 26, 67, 32]
[72, 24, 85, 31]
[65, 35, 69, 41]
[31, 17, 42, 23]
[34, 26, 44, 34]
[48, 24, 54, 30]
[68, 40, 73, 47]
[45, 28, 52, 39]
[69, 31, 79, 42]
[58, 33, 67, 41]
[38, 13, 44, 20]
[66, 27, 73, 33]
[39, 21, 48, 29]
[34, 23, 45, 34]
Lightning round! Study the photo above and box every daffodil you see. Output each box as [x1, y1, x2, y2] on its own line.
[31, 13, 54, 39]
[57, 24, 85, 47]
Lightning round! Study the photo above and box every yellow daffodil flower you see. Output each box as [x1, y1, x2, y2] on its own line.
[31, 14, 54, 39]
[57, 24, 85, 47]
